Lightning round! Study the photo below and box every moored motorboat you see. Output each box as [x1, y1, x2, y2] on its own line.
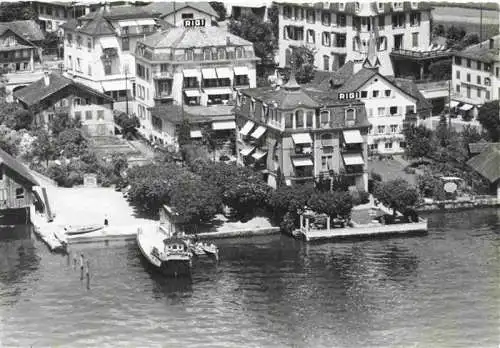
[200, 242, 219, 260]
[137, 227, 192, 277]
[64, 224, 103, 236]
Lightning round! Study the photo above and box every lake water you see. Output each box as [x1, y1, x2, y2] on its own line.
[0, 209, 498, 348]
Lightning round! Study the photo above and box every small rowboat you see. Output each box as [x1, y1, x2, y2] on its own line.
[201, 243, 219, 260]
[64, 224, 103, 236]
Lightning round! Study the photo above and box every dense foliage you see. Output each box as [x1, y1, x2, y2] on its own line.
[477, 101, 500, 142]
[402, 125, 434, 158]
[0, 2, 36, 21]
[209, 2, 226, 21]
[228, 13, 276, 62]
[373, 179, 420, 216]
[0, 101, 34, 131]
[114, 112, 140, 139]
[189, 160, 271, 220]
[126, 163, 221, 226]
[281, 46, 316, 84]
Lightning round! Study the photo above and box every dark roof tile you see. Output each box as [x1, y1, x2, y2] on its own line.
[467, 144, 500, 183]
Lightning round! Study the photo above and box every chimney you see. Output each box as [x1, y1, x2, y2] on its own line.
[489, 38, 494, 49]
[226, 36, 230, 46]
[43, 71, 50, 86]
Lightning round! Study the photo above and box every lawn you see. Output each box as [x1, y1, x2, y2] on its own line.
[368, 156, 417, 186]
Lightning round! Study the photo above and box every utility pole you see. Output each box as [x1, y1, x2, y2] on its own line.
[448, 79, 451, 129]
[124, 64, 129, 115]
[479, 3, 483, 44]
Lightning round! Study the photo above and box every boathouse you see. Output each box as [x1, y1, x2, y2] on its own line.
[467, 143, 500, 200]
[0, 147, 39, 222]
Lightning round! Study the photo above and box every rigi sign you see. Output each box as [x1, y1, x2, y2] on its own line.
[338, 92, 361, 100]
[183, 19, 206, 27]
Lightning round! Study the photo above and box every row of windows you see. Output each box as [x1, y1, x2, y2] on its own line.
[454, 57, 493, 72]
[66, 34, 93, 51]
[456, 84, 492, 100]
[74, 110, 105, 121]
[283, 27, 347, 47]
[136, 63, 150, 80]
[370, 124, 400, 134]
[456, 71, 492, 86]
[369, 141, 406, 150]
[282, 6, 421, 28]
[0, 49, 32, 59]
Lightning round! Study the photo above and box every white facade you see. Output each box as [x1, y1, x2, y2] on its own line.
[451, 36, 500, 118]
[33, 1, 94, 34]
[277, 2, 431, 76]
[134, 27, 259, 144]
[162, 7, 216, 26]
[359, 75, 417, 154]
[62, 12, 158, 113]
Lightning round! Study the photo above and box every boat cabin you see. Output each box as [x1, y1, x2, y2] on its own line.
[163, 238, 188, 253]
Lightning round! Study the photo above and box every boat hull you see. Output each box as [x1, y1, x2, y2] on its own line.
[159, 260, 192, 277]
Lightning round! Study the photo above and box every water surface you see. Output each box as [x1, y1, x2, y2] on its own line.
[0, 209, 498, 347]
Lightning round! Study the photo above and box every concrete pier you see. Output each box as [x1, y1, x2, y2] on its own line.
[296, 218, 428, 242]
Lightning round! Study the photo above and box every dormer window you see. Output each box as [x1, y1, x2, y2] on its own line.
[339, 2, 345, 11]
[377, 2, 384, 11]
[345, 108, 356, 126]
[355, 2, 360, 12]
[203, 48, 211, 60]
[411, 2, 418, 9]
[235, 47, 243, 59]
[392, 2, 403, 10]
[218, 48, 226, 60]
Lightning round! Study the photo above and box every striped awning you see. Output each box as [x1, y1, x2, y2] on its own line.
[201, 68, 217, 79]
[204, 87, 233, 95]
[292, 158, 313, 167]
[291, 133, 312, 144]
[459, 104, 474, 111]
[240, 146, 255, 157]
[184, 90, 201, 97]
[251, 126, 266, 139]
[343, 130, 363, 144]
[240, 121, 254, 136]
[183, 69, 200, 78]
[190, 130, 202, 138]
[234, 66, 249, 75]
[216, 67, 233, 78]
[252, 150, 267, 160]
[212, 121, 236, 130]
[450, 100, 460, 108]
[342, 153, 364, 166]
[99, 36, 119, 48]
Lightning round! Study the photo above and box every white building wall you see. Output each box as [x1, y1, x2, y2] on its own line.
[162, 8, 215, 26]
[452, 59, 499, 105]
[277, 4, 432, 76]
[359, 76, 417, 154]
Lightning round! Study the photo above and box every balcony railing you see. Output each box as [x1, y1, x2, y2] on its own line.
[391, 48, 452, 59]
[154, 91, 173, 99]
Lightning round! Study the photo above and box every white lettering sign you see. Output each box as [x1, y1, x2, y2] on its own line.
[338, 92, 361, 100]
[183, 19, 206, 27]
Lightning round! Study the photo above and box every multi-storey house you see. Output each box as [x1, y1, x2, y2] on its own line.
[451, 35, 500, 119]
[313, 37, 431, 155]
[61, 6, 161, 112]
[235, 73, 370, 191]
[143, 2, 218, 26]
[134, 26, 258, 145]
[0, 23, 42, 74]
[277, 1, 432, 76]
[33, 0, 103, 34]
[14, 72, 115, 137]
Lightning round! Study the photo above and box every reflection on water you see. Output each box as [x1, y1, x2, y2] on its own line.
[0, 209, 498, 348]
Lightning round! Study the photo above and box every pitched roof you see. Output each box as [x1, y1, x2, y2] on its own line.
[13, 72, 113, 107]
[0, 20, 45, 42]
[140, 26, 252, 49]
[242, 84, 320, 110]
[455, 35, 500, 63]
[61, 15, 115, 36]
[468, 141, 500, 155]
[149, 104, 234, 124]
[143, 2, 218, 18]
[80, 6, 155, 20]
[0, 147, 38, 186]
[388, 77, 433, 111]
[336, 68, 378, 94]
[467, 144, 500, 183]
[278, 1, 432, 14]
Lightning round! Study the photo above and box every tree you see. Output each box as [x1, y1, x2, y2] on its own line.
[307, 191, 353, 220]
[477, 101, 500, 141]
[0, 101, 34, 130]
[31, 129, 55, 165]
[281, 46, 316, 84]
[432, 24, 445, 38]
[110, 153, 128, 177]
[446, 25, 466, 48]
[114, 112, 140, 139]
[228, 13, 276, 62]
[56, 128, 88, 158]
[428, 59, 452, 80]
[268, 4, 280, 47]
[50, 112, 80, 136]
[373, 179, 420, 216]
[0, 2, 37, 21]
[209, 2, 226, 21]
[268, 184, 315, 223]
[402, 124, 433, 158]
[177, 119, 191, 146]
